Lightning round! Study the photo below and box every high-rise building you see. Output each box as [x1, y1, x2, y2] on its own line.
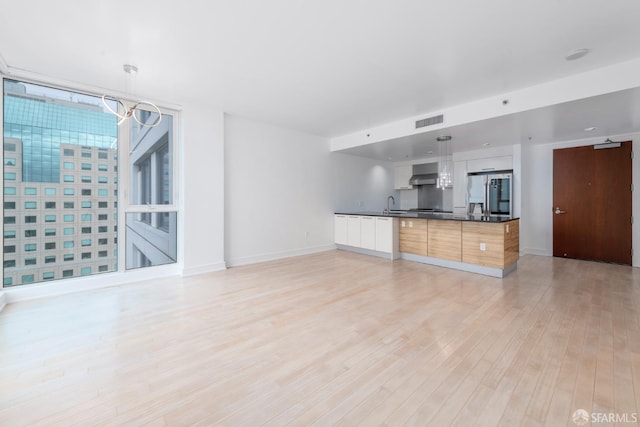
[3, 81, 118, 286]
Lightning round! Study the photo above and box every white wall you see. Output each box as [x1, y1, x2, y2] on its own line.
[182, 103, 226, 275]
[224, 114, 396, 267]
[521, 133, 640, 266]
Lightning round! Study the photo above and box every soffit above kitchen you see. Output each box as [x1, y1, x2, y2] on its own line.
[0, 1, 639, 140]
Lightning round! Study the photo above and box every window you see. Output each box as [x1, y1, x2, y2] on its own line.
[81, 201, 92, 208]
[98, 176, 108, 183]
[64, 227, 74, 235]
[25, 244, 36, 252]
[80, 267, 91, 275]
[98, 189, 108, 196]
[25, 258, 36, 266]
[81, 176, 91, 183]
[45, 188, 56, 196]
[98, 265, 109, 272]
[45, 242, 56, 250]
[98, 226, 108, 233]
[4, 172, 16, 180]
[4, 260, 15, 268]
[98, 214, 108, 220]
[64, 202, 74, 209]
[82, 151, 91, 158]
[64, 188, 75, 195]
[4, 217, 15, 224]
[63, 175, 74, 182]
[98, 152, 108, 159]
[22, 274, 35, 284]
[81, 227, 91, 234]
[44, 228, 56, 236]
[98, 238, 108, 245]
[62, 269, 74, 278]
[98, 201, 108, 208]
[64, 241, 74, 249]
[98, 164, 108, 171]
[25, 216, 36, 223]
[4, 202, 15, 209]
[81, 239, 91, 247]
[24, 187, 37, 195]
[4, 142, 16, 151]
[64, 215, 74, 222]
[4, 245, 16, 254]
[63, 162, 74, 169]
[3, 277, 12, 286]
[81, 163, 91, 170]
[64, 148, 74, 156]
[45, 215, 56, 222]
[98, 250, 108, 257]
[4, 187, 16, 195]
[25, 201, 37, 209]
[45, 202, 56, 209]
[45, 256, 56, 264]
[64, 254, 74, 261]
[81, 252, 91, 260]
[82, 189, 91, 196]
[4, 231, 16, 239]
[43, 272, 55, 280]
[82, 214, 91, 221]
[25, 230, 36, 237]
[4, 157, 16, 166]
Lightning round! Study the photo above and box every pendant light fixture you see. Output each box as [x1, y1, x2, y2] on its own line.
[101, 64, 162, 127]
[436, 135, 453, 189]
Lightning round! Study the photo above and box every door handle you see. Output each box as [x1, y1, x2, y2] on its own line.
[554, 207, 566, 215]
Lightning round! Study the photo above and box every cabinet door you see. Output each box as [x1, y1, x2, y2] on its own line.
[452, 160, 467, 214]
[360, 216, 376, 250]
[334, 215, 348, 245]
[375, 217, 393, 252]
[347, 216, 361, 247]
[467, 156, 512, 173]
[394, 165, 413, 190]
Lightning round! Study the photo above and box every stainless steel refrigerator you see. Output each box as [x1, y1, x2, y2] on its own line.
[467, 172, 513, 217]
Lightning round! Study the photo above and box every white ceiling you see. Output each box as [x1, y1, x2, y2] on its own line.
[1, 0, 640, 144]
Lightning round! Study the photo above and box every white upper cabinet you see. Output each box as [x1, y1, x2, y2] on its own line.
[466, 156, 513, 173]
[394, 165, 413, 190]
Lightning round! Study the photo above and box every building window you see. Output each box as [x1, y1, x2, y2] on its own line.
[98, 189, 108, 196]
[24, 187, 37, 195]
[82, 189, 91, 196]
[80, 267, 91, 275]
[98, 176, 108, 183]
[82, 214, 91, 221]
[25, 258, 36, 266]
[81, 239, 91, 247]
[4, 187, 16, 195]
[63, 215, 74, 222]
[4, 245, 16, 254]
[22, 274, 35, 284]
[98, 214, 108, 220]
[45, 215, 56, 222]
[45, 188, 56, 195]
[43, 272, 54, 280]
[98, 164, 108, 171]
[44, 228, 56, 236]
[64, 188, 75, 196]
[98, 152, 108, 159]
[98, 238, 108, 245]
[98, 201, 108, 208]
[98, 250, 108, 257]
[81, 163, 91, 170]
[63, 175, 74, 182]
[81, 252, 91, 259]
[25, 244, 36, 252]
[4, 260, 15, 268]
[63, 162, 74, 170]
[98, 265, 108, 272]
[3, 277, 12, 286]
[25, 230, 36, 237]
[4, 172, 16, 180]
[63, 227, 74, 235]
[64, 254, 74, 261]
[25, 201, 37, 209]
[98, 226, 108, 233]
[45, 202, 56, 209]
[45, 242, 56, 250]
[4, 157, 16, 166]
[45, 256, 56, 264]
[62, 269, 73, 277]
[64, 241, 74, 248]
[25, 216, 36, 223]
[81, 201, 92, 208]
[81, 176, 91, 183]
[4, 217, 16, 225]
[64, 202, 74, 209]
[4, 230, 16, 239]
[63, 148, 74, 156]
[4, 202, 15, 209]
[81, 151, 91, 158]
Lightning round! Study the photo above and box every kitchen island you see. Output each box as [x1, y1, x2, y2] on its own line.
[334, 211, 519, 278]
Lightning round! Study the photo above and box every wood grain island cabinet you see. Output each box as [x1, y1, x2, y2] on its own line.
[336, 212, 519, 277]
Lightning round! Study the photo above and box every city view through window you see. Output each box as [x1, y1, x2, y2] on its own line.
[3, 79, 177, 287]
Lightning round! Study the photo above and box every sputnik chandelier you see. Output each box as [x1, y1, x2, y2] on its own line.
[101, 64, 162, 128]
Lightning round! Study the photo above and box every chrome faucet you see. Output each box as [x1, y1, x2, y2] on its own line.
[385, 195, 395, 214]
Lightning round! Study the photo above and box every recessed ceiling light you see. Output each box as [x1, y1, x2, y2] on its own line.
[565, 48, 590, 61]
[436, 135, 452, 142]
[483, 143, 491, 147]
[584, 126, 598, 132]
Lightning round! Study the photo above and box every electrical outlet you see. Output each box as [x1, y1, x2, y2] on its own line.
[480, 243, 486, 251]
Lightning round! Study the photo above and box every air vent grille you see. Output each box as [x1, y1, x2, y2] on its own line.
[415, 114, 444, 129]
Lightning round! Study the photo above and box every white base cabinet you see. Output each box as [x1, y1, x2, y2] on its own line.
[335, 214, 398, 258]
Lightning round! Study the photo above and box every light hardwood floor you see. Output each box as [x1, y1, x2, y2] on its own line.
[1, 251, 640, 426]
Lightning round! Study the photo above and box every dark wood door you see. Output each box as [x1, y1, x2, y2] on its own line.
[553, 141, 632, 264]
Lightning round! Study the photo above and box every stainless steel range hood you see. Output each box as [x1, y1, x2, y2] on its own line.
[409, 162, 438, 186]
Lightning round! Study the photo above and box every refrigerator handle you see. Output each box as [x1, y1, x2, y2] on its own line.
[484, 177, 491, 217]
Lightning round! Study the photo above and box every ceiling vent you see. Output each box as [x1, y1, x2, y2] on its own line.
[415, 114, 444, 129]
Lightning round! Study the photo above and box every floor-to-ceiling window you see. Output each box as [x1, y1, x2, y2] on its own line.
[2, 78, 178, 287]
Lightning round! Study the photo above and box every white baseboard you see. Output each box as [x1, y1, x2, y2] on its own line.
[227, 244, 336, 267]
[521, 247, 551, 257]
[0, 292, 6, 313]
[182, 261, 227, 277]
